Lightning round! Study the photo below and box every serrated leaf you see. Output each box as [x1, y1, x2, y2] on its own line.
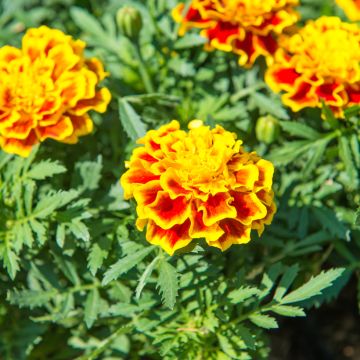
[3, 247, 19, 280]
[68, 221, 90, 242]
[281, 268, 345, 304]
[30, 220, 47, 245]
[157, 259, 178, 309]
[249, 313, 278, 329]
[228, 286, 260, 303]
[217, 334, 237, 358]
[136, 256, 160, 300]
[33, 190, 79, 219]
[7, 289, 56, 309]
[271, 305, 305, 317]
[84, 288, 100, 329]
[102, 246, 154, 285]
[88, 237, 112, 276]
[280, 122, 321, 140]
[274, 264, 300, 301]
[27, 160, 66, 180]
[119, 99, 147, 141]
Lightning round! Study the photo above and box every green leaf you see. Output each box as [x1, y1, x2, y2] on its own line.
[228, 286, 261, 304]
[102, 246, 155, 285]
[27, 160, 66, 180]
[56, 224, 66, 248]
[281, 268, 345, 304]
[274, 264, 299, 301]
[174, 34, 207, 49]
[339, 135, 358, 189]
[249, 313, 278, 329]
[88, 237, 112, 276]
[7, 289, 56, 309]
[33, 190, 79, 219]
[271, 305, 305, 317]
[252, 92, 289, 120]
[68, 221, 90, 242]
[119, 99, 147, 141]
[84, 288, 100, 329]
[217, 334, 237, 358]
[136, 255, 161, 300]
[280, 122, 321, 140]
[3, 247, 19, 280]
[157, 259, 178, 309]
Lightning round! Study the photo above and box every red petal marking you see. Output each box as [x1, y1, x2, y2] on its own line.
[231, 192, 264, 224]
[316, 83, 340, 102]
[347, 86, 360, 103]
[219, 219, 249, 243]
[147, 220, 190, 248]
[272, 67, 299, 86]
[148, 192, 190, 228]
[200, 192, 236, 226]
[127, 169, 160, 184]
[289, 81, 313, 103]
[234, 33, 256, 57]
[206, 22, 239, 44]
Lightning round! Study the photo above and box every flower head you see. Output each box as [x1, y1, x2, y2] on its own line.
[0, 26, 111, 157]
[266, 17, 360, 118]
[172, 0, 299, 67]
[336, 0, 360, 21]
[121, 121, 276, 255]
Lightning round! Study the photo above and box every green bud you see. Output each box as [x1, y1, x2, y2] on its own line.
[6, 220, 14, 229]
[255, 115, 280, 144]
[116, 6, 143, 40]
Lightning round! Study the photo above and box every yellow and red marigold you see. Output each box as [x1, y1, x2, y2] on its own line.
[0, 26, 111, 157]
[172, 0, 299, 67]
[336, 0, 360, 21]
[121, 120, 276, 255]
[266, 16, 360, 118]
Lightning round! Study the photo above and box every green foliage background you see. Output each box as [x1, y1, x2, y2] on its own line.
[0, 0, 359, 359]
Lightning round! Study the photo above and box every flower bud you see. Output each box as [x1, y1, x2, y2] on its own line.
[255, 115, 280, 144]
[116, 6, 143, 40]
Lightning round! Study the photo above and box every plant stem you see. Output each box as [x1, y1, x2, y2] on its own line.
[133, 41, 155, 93]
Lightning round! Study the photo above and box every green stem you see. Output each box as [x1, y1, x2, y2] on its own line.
[76, 324, 133, 360]
[133, 41, 155, 93]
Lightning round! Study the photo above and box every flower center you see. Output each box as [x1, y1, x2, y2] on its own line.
[6, 56, 55, 114]
[288, 23, 360, 82]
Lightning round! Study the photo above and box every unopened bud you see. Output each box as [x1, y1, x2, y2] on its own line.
[255, 115, 280, 144]
[116, 6, 143, 40]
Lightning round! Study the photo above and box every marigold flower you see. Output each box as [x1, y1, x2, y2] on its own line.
[0, 26, 111, 157]
[172, 0, 299, 67]
[266, 16, 360, 118]
[336, 0, 360, 21]
[121, 121, 276, 255]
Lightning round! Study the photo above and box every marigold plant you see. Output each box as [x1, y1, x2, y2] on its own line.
[172, 0, 299, 67]
[265, 16, 360, 117]
[0, 26, 111, 157]
[121, 120, 276, 255]
[336, 0, 360, 21]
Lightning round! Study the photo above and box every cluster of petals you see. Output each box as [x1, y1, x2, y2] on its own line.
[121, 121, 276, 255]
[172, 0, 299, 67]
[336, 0, 360, 21]
[265, 17, 360, 118]
[0, 26, 111, 157]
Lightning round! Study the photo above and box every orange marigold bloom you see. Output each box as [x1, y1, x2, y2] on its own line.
[266, 17, 360, 118]
[336, 0, 360, 21]
[121, 121, 276, 255]
[172, 0, 299, 67]
[0, 26, 111, 157]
